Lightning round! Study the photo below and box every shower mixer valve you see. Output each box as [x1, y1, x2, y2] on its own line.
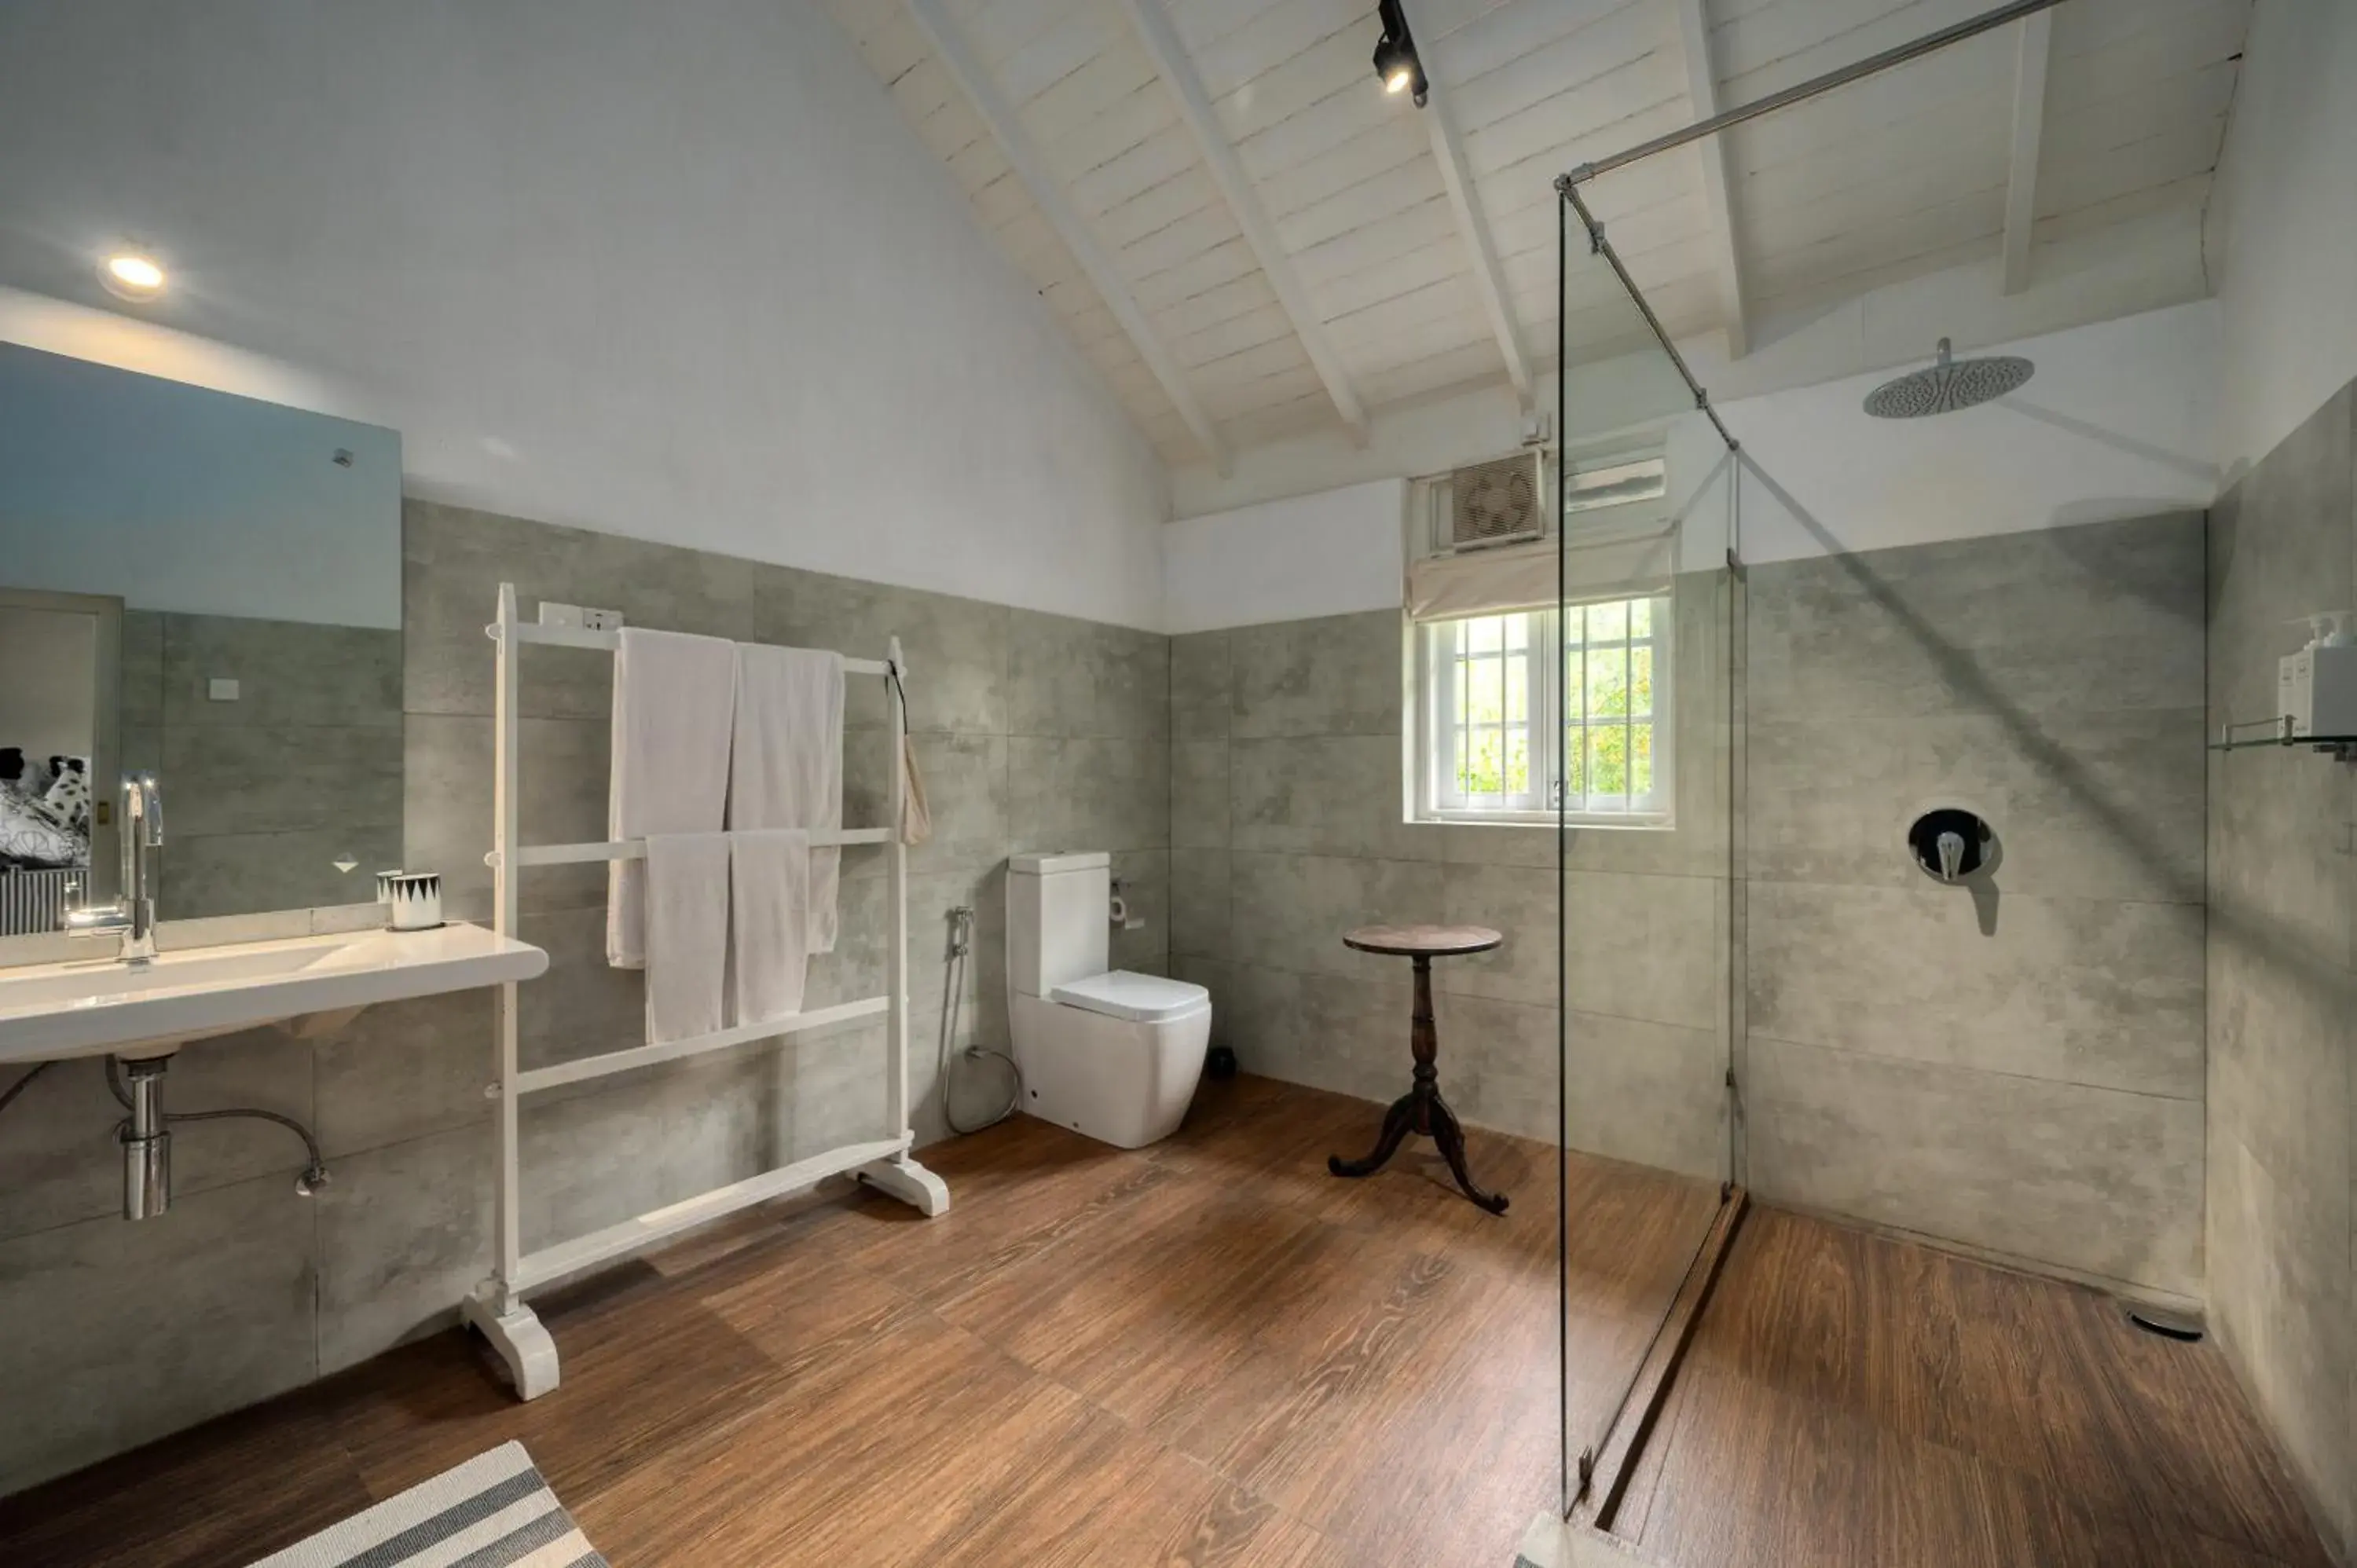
[1936, 830, 1967, 882]
[1908, 808, 1996, 884]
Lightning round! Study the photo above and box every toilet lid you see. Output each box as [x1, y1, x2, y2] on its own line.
[1050, 970, 1210, 1023]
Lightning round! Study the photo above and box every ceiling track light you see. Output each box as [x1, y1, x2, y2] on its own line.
[1373, 0, 1428, 107]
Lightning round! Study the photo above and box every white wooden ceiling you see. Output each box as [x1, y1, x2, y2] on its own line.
[825, 0, 2252, 468]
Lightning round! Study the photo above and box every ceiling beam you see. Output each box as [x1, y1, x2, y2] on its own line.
[1420, 71, 1531, 410]
[1675, 0, 1750, 359]
[1118, 0, 1367, 441]
[2001, 8, 2053, 295]
[904, 0, 1226, 470]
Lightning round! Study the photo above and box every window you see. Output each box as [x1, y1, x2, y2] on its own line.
[1427, 610, 1547, 814]
[1413, 592, 1673, 826]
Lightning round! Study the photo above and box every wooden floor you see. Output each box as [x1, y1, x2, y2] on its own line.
[1607, 1205, 2336, 1568]
[6, 1078, 2324, 1568]
[0, 1075, 1719, 1568]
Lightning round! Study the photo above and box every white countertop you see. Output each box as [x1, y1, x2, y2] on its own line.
[0, 921, 548, 1064]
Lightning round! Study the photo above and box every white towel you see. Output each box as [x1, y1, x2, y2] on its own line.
[643, 833, 730, 1045]
[898, 735, 932, 847]
[730, 643, 843, 954]
[731, 829, 812, 1028]
[607, 627, 737, 969]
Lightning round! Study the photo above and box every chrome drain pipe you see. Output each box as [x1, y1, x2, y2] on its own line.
[104, 1053, 331, 1218]
[119, 1057, 172, 1221]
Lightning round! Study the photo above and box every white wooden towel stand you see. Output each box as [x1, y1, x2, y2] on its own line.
[461, 582, 948, 1400]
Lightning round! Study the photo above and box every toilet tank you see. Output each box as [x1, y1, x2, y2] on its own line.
[1007, 851, 1109, 998]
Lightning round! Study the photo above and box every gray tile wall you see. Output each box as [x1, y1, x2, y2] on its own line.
[1741, 513, 2210, 1299]
[2204, 384, 2357, 1559]
[0, 499, 1170, 1497]
[1171, 575, 1736, 1183]
[120, 610, 405, 920]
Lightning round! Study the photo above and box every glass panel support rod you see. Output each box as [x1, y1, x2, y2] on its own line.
[1560, 181, 1739, 454]
[1555, 0, 2066, 189]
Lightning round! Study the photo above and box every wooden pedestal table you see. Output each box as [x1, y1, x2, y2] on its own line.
[1327, 923, 1508, 1214]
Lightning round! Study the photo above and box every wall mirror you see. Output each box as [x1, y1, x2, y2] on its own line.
[0, 342, 401, 930]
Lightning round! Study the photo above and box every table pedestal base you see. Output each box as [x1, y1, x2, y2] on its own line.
[1326, 951, 1508, 1214]
[1327, 1079, 1508, 1214]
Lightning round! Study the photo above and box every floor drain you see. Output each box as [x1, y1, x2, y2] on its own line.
[2127, 1308, 2205, 1343]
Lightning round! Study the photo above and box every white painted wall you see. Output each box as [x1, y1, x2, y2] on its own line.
[2206, 0, 2357, 474]
[1722, 302, 2222, 565]
[1165, 301, 2222, 626]
[1171, 197, 2214, 521]
[1163, 478, 1406, 633]
[0, 0, 1169, 630]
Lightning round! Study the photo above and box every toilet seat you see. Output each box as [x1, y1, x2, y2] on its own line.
[1048, 970, 1209, 1023]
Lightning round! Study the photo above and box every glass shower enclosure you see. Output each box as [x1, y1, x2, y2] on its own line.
[1549, 170, 1746, 1531]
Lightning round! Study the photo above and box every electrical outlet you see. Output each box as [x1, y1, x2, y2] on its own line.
[207, 677, 240, 702]
[581, 607, 625, 632]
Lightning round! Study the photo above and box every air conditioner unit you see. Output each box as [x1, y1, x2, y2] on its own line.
[1435, 450, 1548, 554]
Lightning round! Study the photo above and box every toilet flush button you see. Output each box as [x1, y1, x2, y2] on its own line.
[208, 678, 240, 702]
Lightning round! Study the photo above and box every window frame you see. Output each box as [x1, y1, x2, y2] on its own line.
[1422, 610, 1550, 819]
[1411, 589, 1675, 830]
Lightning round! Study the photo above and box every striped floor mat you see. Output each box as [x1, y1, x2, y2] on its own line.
[248, 1442, 607, 1568]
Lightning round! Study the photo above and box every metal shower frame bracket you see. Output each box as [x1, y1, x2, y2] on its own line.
[1550, 0, 2069, 449]
[1555, 0, 2066, 192]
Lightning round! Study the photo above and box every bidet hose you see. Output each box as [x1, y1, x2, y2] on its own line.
[937, 906, 1019, 1136]
[105, 1057, 331, 1193]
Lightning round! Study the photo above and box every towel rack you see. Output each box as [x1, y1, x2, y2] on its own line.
[461, 583, 948, 1400]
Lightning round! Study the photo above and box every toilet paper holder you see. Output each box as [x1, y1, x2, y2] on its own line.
[1109, 876, 1143, 931]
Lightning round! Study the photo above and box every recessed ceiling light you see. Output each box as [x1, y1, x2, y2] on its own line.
[101, 250, 167, 302]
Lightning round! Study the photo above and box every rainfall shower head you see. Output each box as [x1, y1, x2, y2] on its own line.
[1862, 338, 2034, 419]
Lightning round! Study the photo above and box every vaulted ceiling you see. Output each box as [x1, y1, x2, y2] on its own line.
[825, 0, 2252, 471]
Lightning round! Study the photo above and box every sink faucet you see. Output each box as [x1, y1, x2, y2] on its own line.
[65, 775, 163, 963]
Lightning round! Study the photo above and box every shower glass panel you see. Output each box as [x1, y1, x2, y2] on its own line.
[1553, 177, 1742, 1522]
[1543, 9, 2139, 1548]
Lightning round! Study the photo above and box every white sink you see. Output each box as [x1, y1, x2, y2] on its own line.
[0, 921, 548, 1064]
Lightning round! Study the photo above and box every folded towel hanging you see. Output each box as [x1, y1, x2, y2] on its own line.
[731, 828, 812, 1028]
[607, 628, 737, 969]
[730, 643, 843, 953]
[643, 832, 730, 1045]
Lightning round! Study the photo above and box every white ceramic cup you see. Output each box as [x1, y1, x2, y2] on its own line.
[387, 871, 442, 931]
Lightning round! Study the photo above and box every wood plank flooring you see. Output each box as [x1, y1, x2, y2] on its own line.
[0, 1075, 1720, 1568]
[1609, 1205, 2337, 1568]
[13, 1079, 2314, 1568]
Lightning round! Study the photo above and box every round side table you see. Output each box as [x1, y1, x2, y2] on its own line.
[1328, 923, 1508, 1214]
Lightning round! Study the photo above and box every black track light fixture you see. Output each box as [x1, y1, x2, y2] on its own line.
[1373, 0, 1427, 107]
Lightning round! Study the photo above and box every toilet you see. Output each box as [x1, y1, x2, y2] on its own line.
[1006, 851, 1211, 1149]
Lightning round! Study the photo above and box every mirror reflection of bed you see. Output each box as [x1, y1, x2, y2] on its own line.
[0, 590, 115, 935]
